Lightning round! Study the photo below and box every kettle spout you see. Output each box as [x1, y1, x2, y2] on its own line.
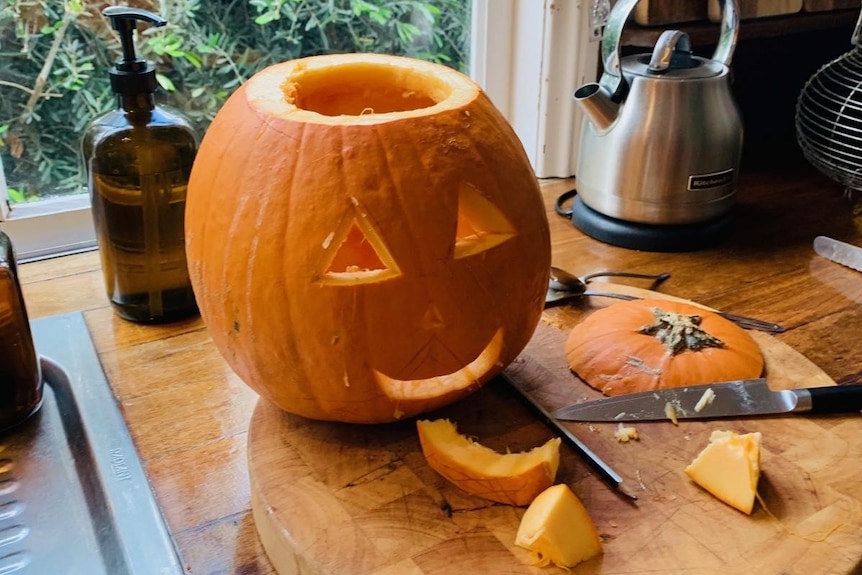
[574, 83, 619, 133]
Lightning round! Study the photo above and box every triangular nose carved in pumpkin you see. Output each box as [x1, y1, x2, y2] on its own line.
[420, 305, 446, 331]
[400, 333, 466, 377]
[317, 201, 401, 285]
[454, 183, 516, 259]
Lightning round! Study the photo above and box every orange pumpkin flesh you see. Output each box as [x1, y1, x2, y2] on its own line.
[185, 54, 550, 423]
[565, 299, 764, 396]
[416, 419, 561, 506]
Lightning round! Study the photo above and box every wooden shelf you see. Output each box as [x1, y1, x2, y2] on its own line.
[622, 8, 858, 47]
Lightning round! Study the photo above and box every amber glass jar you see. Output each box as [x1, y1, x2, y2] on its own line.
[0, 232, 43, 432]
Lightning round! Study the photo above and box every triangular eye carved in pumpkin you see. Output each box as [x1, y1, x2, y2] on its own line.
[317, 202, 402, 285]
[454, 183, 516, 259]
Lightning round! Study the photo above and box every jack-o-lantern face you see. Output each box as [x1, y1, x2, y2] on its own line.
[316, 183, 519, 403]
[186, 54, 550, 423]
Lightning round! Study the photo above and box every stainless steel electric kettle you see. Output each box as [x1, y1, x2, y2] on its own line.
[574, 0, 742, 228]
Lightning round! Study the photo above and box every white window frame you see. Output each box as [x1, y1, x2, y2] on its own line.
[471, 0, 601, 178]
[0, 0, 598, 262]
[0, 195, 96, 262]
[0, 155, 97, 263]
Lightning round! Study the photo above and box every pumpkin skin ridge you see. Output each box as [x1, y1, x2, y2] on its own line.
[355, 97, 539, 381]
[461, 93, 549, 345]
[247, 120, 311, 391]
[189, 97, 273, 388]
[339, 120, 490, 382]
[186, 98, 250, 329]
[187, 54, 550, 423]
[240, 128, 287, 387]
[565, 299, 764, 396]
[366, 120, 437, 281]
[376, 131, 543, 406]
[369, 110, 455, 287]
[273, 122, 321, 409]
[250, 119, 310, 392]
[467, 93, 532, 192]
[477, 94, 551, 358]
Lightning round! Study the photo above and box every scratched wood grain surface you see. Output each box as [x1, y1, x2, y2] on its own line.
[15, 165, 862, 574]
[248, 287, 862, 575]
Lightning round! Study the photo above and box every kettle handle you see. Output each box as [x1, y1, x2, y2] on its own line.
[598, 0, 639, 99]
[599, 0, 739, 97]
[852, 6, 862, 45]
[712, 0, 740, 67]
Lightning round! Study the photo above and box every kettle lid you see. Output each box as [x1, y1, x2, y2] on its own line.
[622, 30, 727, 80]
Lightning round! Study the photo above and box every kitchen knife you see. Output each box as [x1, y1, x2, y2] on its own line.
[813, 235, 862, 272]
[551, 379, 862, 422]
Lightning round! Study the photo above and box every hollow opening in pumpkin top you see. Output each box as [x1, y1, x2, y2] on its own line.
[283, 63, 450, 116]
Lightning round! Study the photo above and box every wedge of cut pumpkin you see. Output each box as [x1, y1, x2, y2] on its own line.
[515, 483, 603, 569]
[416, 418, 560, 506]
[685, 430, 762, 514]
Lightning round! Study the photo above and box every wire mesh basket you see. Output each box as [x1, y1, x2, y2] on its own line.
[796, 9, 862, 193]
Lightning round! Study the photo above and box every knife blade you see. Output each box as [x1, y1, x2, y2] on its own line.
[551, 379, 862, 422]
[500, 374, 638, 501]
[814, 235, 862, 272]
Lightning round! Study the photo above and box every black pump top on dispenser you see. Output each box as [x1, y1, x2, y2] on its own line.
[102, 6, 167, 95]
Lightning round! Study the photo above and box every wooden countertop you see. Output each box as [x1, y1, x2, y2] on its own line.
[18, 164, 862, 574]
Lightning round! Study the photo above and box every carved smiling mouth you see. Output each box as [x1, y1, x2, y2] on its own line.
[373, 327, 504, 405]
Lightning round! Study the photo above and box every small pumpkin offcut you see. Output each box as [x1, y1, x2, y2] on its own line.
[566, 299, 764, 396]
[185, 54, 550, 423]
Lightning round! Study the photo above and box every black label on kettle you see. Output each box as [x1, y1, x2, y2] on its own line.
[688, 168, 734, 191]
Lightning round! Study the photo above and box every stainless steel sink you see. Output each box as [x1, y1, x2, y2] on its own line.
[0, 312, 184, 574]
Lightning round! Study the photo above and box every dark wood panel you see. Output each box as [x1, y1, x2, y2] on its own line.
[622, 8, 858, 47]
[633, 0, 709, 26]
[803, 0, 860, 12]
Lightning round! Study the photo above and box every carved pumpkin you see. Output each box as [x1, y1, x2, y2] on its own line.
[185, 54, 550, 423]
[565, 299, 764, 396]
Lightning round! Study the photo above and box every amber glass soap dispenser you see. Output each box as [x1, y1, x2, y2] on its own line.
[82, 6, 198, 323]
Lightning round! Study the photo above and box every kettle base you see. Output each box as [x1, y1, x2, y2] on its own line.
[571, 196, 733, 252]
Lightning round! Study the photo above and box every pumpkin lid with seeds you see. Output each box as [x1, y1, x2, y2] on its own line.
[565, 299, 764, 396]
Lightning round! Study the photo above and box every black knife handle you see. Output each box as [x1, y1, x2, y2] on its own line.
[807, 385, 862, 414]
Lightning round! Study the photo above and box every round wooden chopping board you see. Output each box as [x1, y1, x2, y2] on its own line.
[248, 291, 862, 575]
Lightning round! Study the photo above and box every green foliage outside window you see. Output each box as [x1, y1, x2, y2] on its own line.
[0, 0, 470, 202]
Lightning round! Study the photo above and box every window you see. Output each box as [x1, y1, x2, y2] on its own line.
[1, 1, 598, 261]
[471, 0, 601, 178]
